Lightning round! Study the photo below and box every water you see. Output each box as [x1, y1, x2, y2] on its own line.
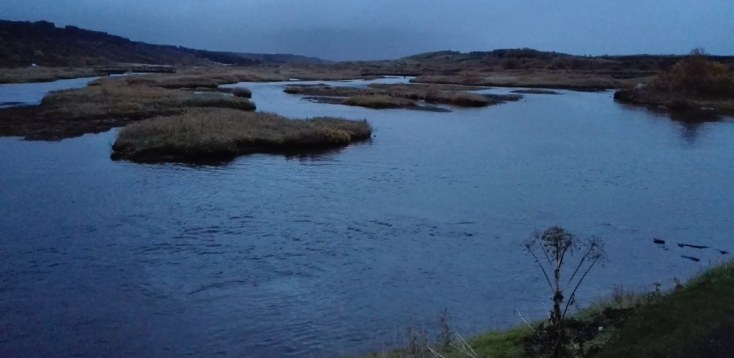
[0, 77, 97, 108]
[1, 77, 733, 357]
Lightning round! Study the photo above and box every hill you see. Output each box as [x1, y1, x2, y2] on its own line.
[398, 49, 734, 73]
[0, 19, 326, 67]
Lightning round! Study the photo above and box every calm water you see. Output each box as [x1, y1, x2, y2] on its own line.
[0, 77, 97, 108]
[1, 77, 733, 357]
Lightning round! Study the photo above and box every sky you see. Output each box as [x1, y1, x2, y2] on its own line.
[1, 0, 732, 61]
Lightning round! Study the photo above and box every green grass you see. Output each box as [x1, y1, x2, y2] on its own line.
[111, 108, 372, 162]
[595, 261, 734, 357]
[362, 261, 734, 358]
[451, 327, 533, 358]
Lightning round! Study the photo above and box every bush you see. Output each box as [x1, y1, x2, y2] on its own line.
[652, 48, 734, 98]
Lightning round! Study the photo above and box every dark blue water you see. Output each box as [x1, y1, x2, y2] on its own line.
[1, 78, 733, 357]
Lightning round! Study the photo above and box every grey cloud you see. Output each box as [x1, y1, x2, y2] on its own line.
[1, 0, 731, 60]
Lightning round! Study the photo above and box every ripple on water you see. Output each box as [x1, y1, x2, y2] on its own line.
[1, 78, 734, 357]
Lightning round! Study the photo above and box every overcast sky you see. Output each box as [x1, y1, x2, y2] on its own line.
[1, 0, 732, 60]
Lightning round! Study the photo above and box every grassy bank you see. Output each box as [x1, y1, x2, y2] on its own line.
[370, 260, 734, 357]
[111, 108, 372, 162]
[596, 261, 734, 357]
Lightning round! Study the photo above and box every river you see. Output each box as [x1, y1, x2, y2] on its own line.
[0, 77, 732, 357]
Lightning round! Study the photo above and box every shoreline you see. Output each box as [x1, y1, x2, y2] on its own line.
[614, 88, 734, 118]
[368, 260, 734, 357]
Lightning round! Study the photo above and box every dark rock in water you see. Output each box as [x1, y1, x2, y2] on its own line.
[681, 255, 701, 262]
[678, 243, 709, 249]
[653, 238, 666, 245]
[721, 250, 730, 255]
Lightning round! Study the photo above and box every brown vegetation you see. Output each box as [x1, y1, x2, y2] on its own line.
[0, 77, 255, 140]
[614, 49, 734, 115]
[0, 66, 98, 83]
[111, 108, 372, 162]
[283, 82, 521, 109]
[413, 71, 627, 91]
[344, 95, 417, 109]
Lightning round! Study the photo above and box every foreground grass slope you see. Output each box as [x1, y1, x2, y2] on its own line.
[596, 261, 734, 358]
[370, 260, 734, 357]
[111, 108, 372, 162]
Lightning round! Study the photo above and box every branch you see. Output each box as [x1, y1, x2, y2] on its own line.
[540, 241, 554, 267]
[562, 257, 599, 319]
[567, 244, 594, 285]
[557, 241, 572, 272]
[527, 247, 554, 291]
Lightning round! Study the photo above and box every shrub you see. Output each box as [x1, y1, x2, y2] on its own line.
[651, 48, 734, 98]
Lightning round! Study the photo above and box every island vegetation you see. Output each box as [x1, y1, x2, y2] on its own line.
[111, 108, 372, 162]
[614, 49, 734, 116]
[284, 83, 522, 109]
[0, 76, 255, 140]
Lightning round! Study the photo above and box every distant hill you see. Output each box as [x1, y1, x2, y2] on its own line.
[0, 19, 327, 67]
[398, 49, 734, 72]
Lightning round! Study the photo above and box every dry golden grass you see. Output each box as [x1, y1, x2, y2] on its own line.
[0, 76, 255, 140]
[36, 79, 255, 119]
[414, 70, 636, 90]
[0, 66, 97, 83]
[112, 108, 372, 162]
[118, 65, 370, 89]
[344, 95, 416, 109]
[284, 82, 502, 108]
